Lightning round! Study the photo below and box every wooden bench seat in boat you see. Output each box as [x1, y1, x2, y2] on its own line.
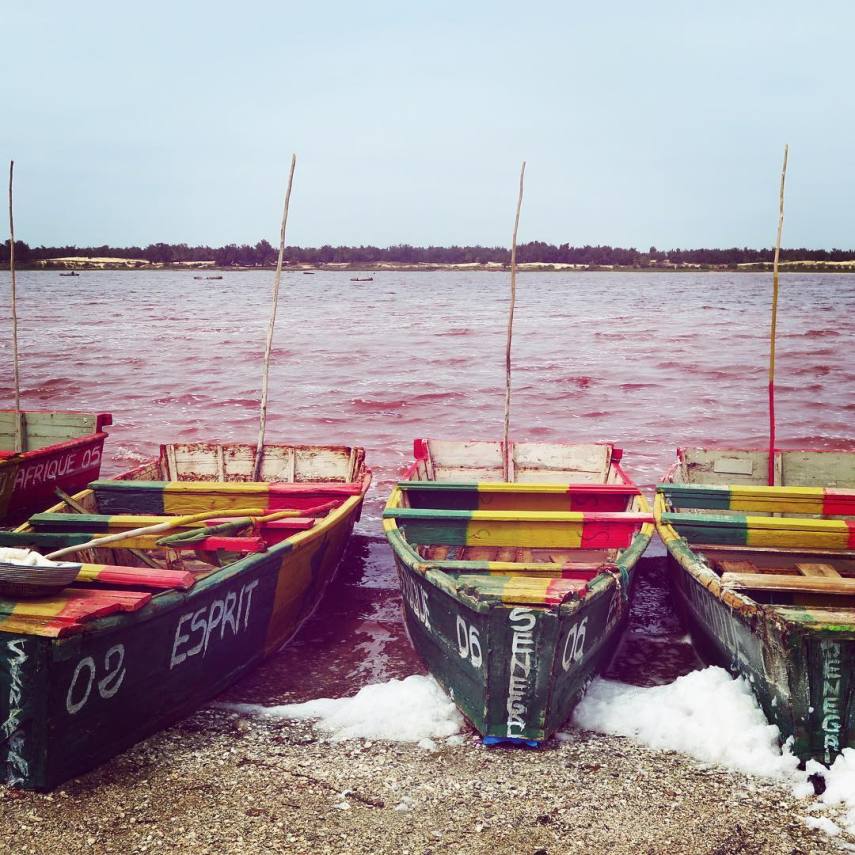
[28, 512, 317, 544]
[442, 571, 588, 606]
[74, 563, 196, 591]
[90, 480, 359, 515]
[0, 587, 151, 637]
[716, 559, 844, 578]
[0, 529, 268, 554]
[662, 511, 855, 550]
[398, 481, 640, 512]
[384, 508, 652, 550]
[720, 572, 855, 596]
[659, 484, 855, 516]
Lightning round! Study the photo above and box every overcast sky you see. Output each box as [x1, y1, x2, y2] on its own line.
[3, 0, 854, 249]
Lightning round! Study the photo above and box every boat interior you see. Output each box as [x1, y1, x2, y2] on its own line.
[385, 439, 653, 606]
[659, 448, 855, 612]
[0, 410, 112, 456]
[0, 442, 369, 638]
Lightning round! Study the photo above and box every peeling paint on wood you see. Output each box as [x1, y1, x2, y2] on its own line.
[384, 439, 653, 745]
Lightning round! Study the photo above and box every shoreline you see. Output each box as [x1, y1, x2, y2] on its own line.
[14, 260, 855, 274]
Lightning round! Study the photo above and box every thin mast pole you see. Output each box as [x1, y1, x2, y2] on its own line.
[253, 154, 297, 481]
[503, 161, 526, 481]
[8, 161, 22, 452]
[768, 144, 788, 486]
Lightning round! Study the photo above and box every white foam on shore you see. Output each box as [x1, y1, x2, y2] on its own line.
[573, 667, 801, 780]
[219, 674, 463, 743]
[573, 666, 855, 839]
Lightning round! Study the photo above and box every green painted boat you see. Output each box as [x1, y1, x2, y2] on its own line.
[383, 438, 653, 746]
[655, 447, 855, 764]
[0, 440, 370, 789]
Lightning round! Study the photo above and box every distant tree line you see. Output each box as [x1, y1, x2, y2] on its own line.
[2, 239, 854, 267]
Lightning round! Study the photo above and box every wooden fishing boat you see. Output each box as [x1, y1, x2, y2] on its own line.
[0, 440, 370, 789]
[0, 410, 112, 524]
[655, 447, 855, 764]
[383, 438, 653, 745]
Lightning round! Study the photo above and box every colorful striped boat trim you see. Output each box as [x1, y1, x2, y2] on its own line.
[658, 484, 855, 516]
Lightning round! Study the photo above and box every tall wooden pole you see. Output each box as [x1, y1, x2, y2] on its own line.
[8, 161, 22, 452]
[503, 161, 526, 481]
[768, 145, 788, 486]
[253, 154, 297, 481]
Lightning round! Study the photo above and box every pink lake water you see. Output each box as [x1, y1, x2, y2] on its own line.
[1, 270, 853, 701]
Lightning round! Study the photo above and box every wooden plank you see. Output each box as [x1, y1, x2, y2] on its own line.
[796, 562, 842, 578]
[719, 560, 761, 574]
[721, 573, 855, 595]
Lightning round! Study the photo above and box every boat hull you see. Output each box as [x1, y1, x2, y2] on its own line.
[392, 551, 632, 742]
[0, 491, 362, 790]
[666, 547, 855, 765]
[0, 411, 112, 524]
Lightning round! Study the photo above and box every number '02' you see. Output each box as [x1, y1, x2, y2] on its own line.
[456, 616, 483, 668]
[66, 644, 127, 715]
[562, 617, 588, 671]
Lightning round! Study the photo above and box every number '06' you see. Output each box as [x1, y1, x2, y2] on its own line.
[456, 616, 483, 668]
[562, 618, 588, 670]
[66, 644, 127, 715]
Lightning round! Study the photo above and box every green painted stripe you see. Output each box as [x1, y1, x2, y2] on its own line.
[405, 487, 480, 511]
[667, 522, 748, 546]
[29, 513, 111, 533]
[661, 511, 749, 526]
[658, 484, 733, 510]
[0, 531, 96, 548]
[398, 520, 468, 546]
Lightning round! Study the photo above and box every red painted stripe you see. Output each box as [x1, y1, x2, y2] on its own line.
[559, 566, 602, 581]
[825, 491, 855, 517]
[169, 536, 267, 553]
[580, 520, 643, 549]
[82, 565, 195, 591]
[544, 578, 586, 605]
[847, 520, 855, 550]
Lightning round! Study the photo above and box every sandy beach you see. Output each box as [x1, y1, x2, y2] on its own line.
[0, 706, 840, 855]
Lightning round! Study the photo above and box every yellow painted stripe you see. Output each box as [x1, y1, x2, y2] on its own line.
[162, 492, 268, 514]
[500, 576, 552, 604]
[746, 528, 849, 550]
[730, 486, 824, 514]
[465, 520, 584, 549]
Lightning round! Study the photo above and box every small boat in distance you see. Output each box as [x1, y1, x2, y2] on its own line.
[0, 439, 370, 789]
[206, 275, 223, 280]
[302, 271, 315, 275]
[384, 438, 653, 745]
[349, 276, 373, 282]
[59, 272, 79, 277]
[655, 447, 855, 764]
[0, 410, 112, 523]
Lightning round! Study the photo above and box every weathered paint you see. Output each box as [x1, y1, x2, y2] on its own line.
[400, 482, 640, 513]
[655, 449, 855, 764]
[0, 411, 112, 524]
[385, 439, 653, 744]
[0, 445, 369, 790]
[662, 511, 855, 550]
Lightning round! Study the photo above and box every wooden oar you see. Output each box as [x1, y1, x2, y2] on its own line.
[55, 487, 162, 570]
[157, 499, 340, 546]
[44, 507, 267, 560]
